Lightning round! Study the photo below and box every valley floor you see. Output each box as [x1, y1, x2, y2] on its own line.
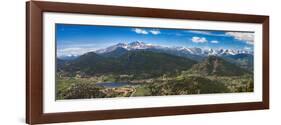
[55, 72, 253, 100]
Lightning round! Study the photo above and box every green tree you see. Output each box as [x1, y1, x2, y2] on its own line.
[64, 83, 106, 99]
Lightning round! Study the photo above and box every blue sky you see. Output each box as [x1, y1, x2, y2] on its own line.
[56, 24, 254, 57]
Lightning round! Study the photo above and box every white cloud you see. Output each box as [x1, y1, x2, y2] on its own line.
[132, 28, 148, 34]
[149, 29, 161, 35]
[210, 40, 219, 44]
[187, 30, 226, 37]
[225, 32, 254, 45]
[191, 36, 208, 43]
[188, 30, 212, 35]
[244, 46, 252, 50]
[189, 31, 254, 45]
[132, 28, 161, 35]
[57, 47, 97, 57]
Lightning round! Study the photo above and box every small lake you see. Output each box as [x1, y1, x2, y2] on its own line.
[96, 82, 130, 88]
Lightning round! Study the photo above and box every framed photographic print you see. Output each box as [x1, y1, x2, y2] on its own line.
[26, 1, 269, 124]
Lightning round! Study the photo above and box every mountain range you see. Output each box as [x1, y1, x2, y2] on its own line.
[60, 41, 253, 60]
[95, 41, 254, 70]
[95, 41, 252, 56]
[57, 41, 253, 77]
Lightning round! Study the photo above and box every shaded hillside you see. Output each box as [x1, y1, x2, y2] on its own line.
[59, 50, 197, 77]
[119, 50, 197, 75]
[189, 56, 249, 76]
[145, 48, 205, 61]
[100, 47, 128, 58]
[222, 53, 253, 71]
[165, 76, 230, 94]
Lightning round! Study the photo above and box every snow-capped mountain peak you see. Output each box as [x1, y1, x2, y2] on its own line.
[128, 41, 150, 49]
[129, 41, 145, 46]
[95, 41, 253, 56]
[95, 41, 155, 53]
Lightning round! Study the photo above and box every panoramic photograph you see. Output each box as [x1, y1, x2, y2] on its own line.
[55, 24, 254, 100]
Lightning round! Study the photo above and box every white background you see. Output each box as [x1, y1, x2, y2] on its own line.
[43, 12, 263, 113]
[0, 0, 279, 125]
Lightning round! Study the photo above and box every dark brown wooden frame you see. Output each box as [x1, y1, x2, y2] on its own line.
[26, 1, 269, 124]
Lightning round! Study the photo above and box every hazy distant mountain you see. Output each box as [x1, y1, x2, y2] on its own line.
[189, 56, 249, 76]
[58, 55, 79, 60]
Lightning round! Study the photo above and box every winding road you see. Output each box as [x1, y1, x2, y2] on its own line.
[130, 87, 137, 97]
